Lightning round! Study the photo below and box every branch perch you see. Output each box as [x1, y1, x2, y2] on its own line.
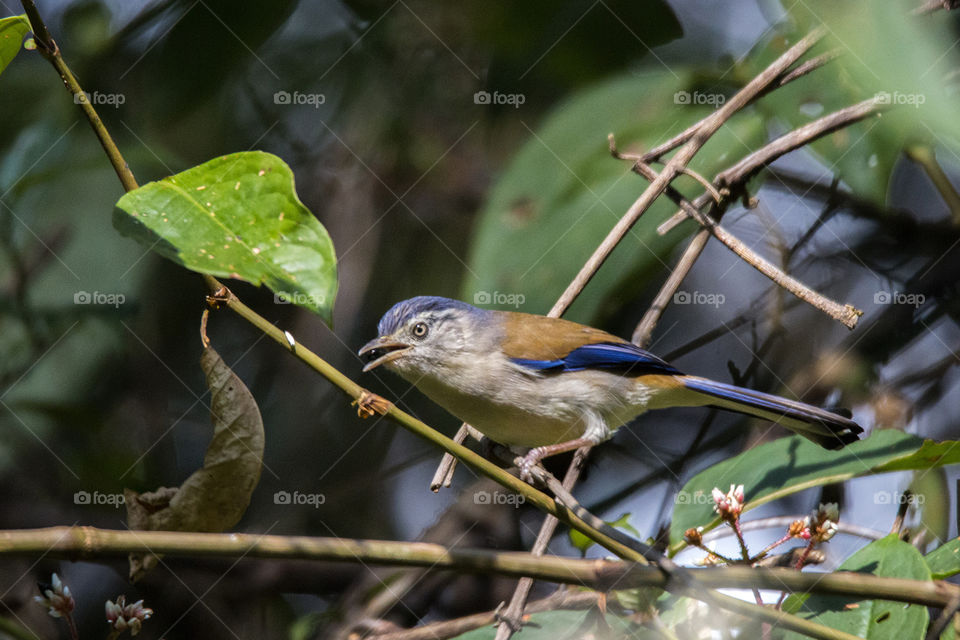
[2, 527, 957, 611]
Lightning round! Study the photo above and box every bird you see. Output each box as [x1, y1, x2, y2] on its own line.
[358, 296, 863, 478]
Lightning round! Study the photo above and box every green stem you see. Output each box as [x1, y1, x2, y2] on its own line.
[21, 0, 139, 192]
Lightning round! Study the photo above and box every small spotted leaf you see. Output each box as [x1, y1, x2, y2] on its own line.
[113, 151, 337, 323]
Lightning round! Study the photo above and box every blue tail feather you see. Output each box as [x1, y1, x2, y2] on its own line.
[680, 376, 863, 450]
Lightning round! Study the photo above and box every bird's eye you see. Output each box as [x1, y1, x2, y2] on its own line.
[412, 321, 429, 339]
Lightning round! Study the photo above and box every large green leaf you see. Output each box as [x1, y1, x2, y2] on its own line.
[0, 15, 30, 76]
[461, 70, 767, 323]
[925, 538, 960, 580]
[669, 431, 960, 550]
[113, 151, 337, 323]
[784, 534, 930, 640]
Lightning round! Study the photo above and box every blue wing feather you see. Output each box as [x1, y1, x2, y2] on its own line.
[511, 341, 681, 375]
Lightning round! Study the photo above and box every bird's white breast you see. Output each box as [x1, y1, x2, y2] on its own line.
[391, 349, 676, 448]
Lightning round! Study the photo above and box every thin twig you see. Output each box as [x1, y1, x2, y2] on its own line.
[657, 97, 887, 235]
[717, 98, 887, 188]
[494, 448, 590, 637]
[369, 590, 604, 640]
[702, 515, 887, 543]
[640, 28, 828, 163]
[548, 28, 826, 317]
[429, 425, 472, 491]
[700, 212, 862, 328]
[913, 0, 960, 15]
[637, 99, 886, 330]
[776, 49, 840, 86]
[926, 592, 960, 640]
[891, 490, 913, 535]
[633, 228, 710, 347]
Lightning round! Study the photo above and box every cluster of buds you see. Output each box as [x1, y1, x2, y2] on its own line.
[34, 573, 75, 619]
[683, 526, 704, 546]
[790, 502, 840, 543]
[712, 484, 745, 521]
[105, 595, 154, 637]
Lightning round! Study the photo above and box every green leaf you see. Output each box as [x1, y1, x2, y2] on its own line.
[0, 15, 30, 76]
[784, 534, 930, 640]
[461, 70, 766, 324]
[925, 538, 960, 580]
[669, 431, 960, 550]
[114, 151, 337, 323]
[871, 439, 960, 473]
[125, 345, 265, 581]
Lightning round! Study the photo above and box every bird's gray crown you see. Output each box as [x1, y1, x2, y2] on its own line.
[376, 296, 482, 336]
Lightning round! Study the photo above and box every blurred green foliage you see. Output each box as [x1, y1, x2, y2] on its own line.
[463, 69, 766, 323]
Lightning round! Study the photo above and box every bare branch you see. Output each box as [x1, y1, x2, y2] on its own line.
[547, 28, 827, 317]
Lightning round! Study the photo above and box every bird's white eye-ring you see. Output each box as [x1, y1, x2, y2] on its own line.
[412, 321, 429, 339]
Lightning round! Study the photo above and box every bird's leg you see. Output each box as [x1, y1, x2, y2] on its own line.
[519, 437, 595, 482]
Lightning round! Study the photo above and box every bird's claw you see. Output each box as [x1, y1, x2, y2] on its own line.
[354, 390, 392, 418]
[518, 448, 545, 483]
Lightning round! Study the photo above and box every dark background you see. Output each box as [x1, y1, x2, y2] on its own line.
[0, 1, 958, 638]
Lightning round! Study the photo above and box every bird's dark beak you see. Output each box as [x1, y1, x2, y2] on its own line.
[358, 336, 412, 372]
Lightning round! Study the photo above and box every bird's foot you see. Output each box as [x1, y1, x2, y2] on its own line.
[353, 390, 392, 418]
[518, 447, 546, 483]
